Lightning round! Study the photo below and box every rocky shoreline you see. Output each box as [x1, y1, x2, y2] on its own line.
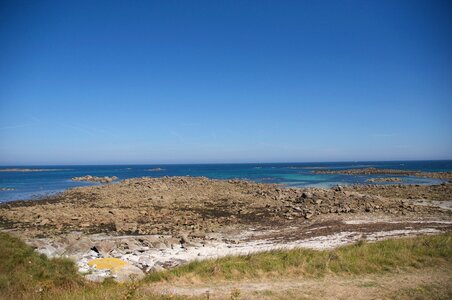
[3, 177, 449, 237]
[1, 176, 451, 282]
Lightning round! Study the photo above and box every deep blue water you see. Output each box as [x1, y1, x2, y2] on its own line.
[0, 160, 451, 202]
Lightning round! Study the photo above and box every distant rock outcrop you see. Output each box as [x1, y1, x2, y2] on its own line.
[146, 168, 165, 172]
[367, 177, 402, 183]
[313, 168, 452, 181]
[72, 175, 118, 183]
[0, 168, 62, 172]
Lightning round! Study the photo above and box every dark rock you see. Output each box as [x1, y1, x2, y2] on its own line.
[301, 192, 312, 199]
[335, 185, 344, 192]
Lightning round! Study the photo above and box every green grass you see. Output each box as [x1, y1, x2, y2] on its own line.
[0, 232, 84, 299]
[146, 233, 452, 282]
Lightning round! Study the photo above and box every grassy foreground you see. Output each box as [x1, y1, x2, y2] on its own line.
[0, 231, 451, 299]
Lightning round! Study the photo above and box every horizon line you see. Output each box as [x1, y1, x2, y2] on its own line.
[1, 158, 452, 167]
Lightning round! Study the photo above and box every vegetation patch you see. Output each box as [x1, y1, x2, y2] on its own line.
[0, 232, 84, 299]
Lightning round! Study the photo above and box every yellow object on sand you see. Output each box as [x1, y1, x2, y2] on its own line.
[87, 258, 128, 273]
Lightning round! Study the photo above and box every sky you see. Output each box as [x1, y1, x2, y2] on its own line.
[0, 0, 451, 165]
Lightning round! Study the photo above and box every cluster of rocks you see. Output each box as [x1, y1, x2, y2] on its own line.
[72, 175, 118, 183]
[26, 230, 220, 282]
[275, 184, 438, 221]
[367, 177, 402, 183]
[347, 182, 452, 202]
[28, 233, 162, 282]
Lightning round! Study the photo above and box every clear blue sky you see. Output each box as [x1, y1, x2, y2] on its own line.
[1, 0, 451, 165]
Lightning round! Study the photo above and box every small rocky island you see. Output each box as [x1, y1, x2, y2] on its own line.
[367, 177, 402, 183]
[146, 168, 165, 172]
[72, 175, 118, 183]
[314, 167, 452, 181]
[0, 168, 62, 172]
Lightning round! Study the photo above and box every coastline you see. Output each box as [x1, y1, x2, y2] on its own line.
[2, 161, 451, 203]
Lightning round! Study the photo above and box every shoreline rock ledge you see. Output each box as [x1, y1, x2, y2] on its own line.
[72, 175, 118, 183]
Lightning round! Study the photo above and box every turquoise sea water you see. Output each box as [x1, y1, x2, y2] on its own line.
[0, 160, 451, 202]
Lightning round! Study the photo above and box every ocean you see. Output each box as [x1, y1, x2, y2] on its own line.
[0, 160, 451, 203]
